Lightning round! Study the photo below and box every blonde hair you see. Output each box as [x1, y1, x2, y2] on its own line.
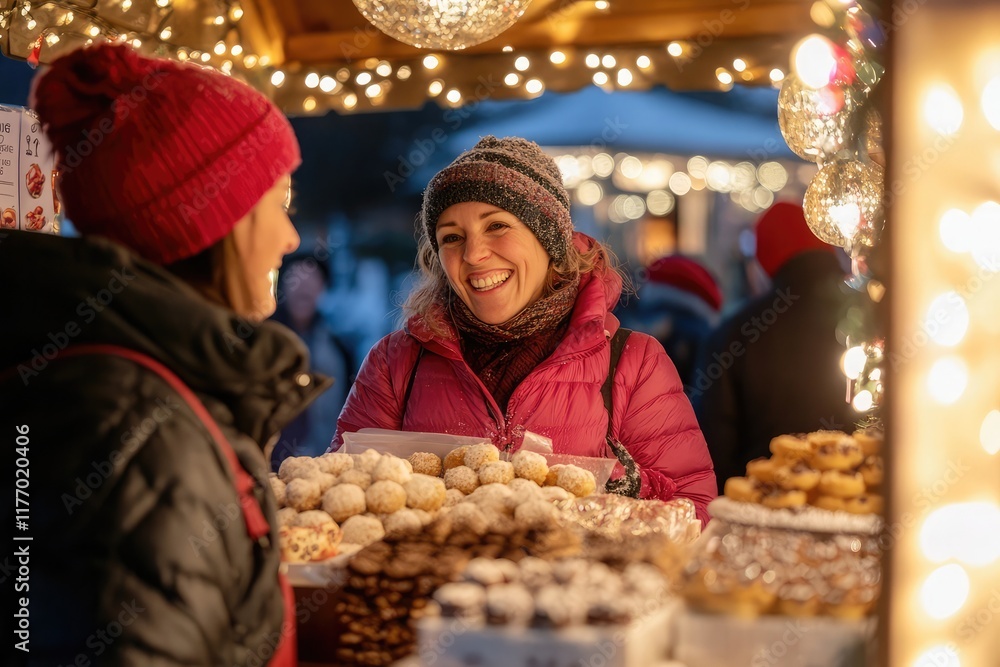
[403, 218, 630, 337]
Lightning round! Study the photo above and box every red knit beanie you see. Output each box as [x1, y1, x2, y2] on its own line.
[645, 255, 723, 312]
[31, 44, 301, 265]
[755, 201, 837, 278]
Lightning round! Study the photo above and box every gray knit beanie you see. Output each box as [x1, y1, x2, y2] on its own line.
[421, 136, 574, 262]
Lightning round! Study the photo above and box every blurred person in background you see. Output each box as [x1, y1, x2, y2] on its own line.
[691, 202, 856, 493]
[1, 44, 326, 665]
[618, 255, 723, 391]
[269, 254, 354, 468]
[335, 136, 716, 523]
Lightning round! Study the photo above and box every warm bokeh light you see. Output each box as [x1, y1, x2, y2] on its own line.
[504, 73, 520, 86]
[636, 55, 651, 69]
[617, 69, 633, 86]
[982, 76, 1000, 130]
[577, 181, 604, 206]
[793, 34, 838, 89]
[853, 390, 874, 411]
[668, 172, 692, 196]
[356, 72, 372, 86]
[970, 201, 1000, 272]
[445, 89, 462, 104]
[923, 85, 964, 135]
[525, 79, 544, 95]
[428, 80, 444, 96]
[924, 292, 970, 347]
[920, 564, 970, 619]
[319, 76, 337, 93]
[602, 54, 617, 68]
[981, 410, 1000, 455]
[939, 208, 973, 252]
[913, 645, 961, 667]
[769, 68, 785, 83]
[423, 55, 440, 70]
[921, 503, 1000, 564]
[592, 72, 609, 86]
[667, 42, 683, 57]
[270, 70, 285, 87]
[716, 69, 734, 85]
[515, 56, 530, 71]
[586, 53, 600, 68]
[549, 51, 566, 65]
[842, 345, 868, 379]
[927, 357, 968, 404]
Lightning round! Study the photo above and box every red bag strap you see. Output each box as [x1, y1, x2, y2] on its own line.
[57, 344, 271, 540]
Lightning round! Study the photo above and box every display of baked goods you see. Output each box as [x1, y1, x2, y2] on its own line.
[431, 557, 671, 629]
[723, 429, 884, 519]
[680, 520, 881, 619]
[24, 205, 46, 231]
[273, 445, 599, 563]
[331, 506, 582, 665]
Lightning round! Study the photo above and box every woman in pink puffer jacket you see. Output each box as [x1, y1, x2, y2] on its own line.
[335, 136, 716, 523]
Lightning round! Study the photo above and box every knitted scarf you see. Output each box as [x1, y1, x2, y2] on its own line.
[450, 277, 580, 413]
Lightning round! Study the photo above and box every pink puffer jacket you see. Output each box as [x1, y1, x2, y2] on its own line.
[336, 234, 717, 524]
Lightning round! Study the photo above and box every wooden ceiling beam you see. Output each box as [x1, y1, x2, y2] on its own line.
[283, 3, 812, 65]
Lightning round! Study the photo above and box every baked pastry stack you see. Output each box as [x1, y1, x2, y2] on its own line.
[723, 429, 883, 515]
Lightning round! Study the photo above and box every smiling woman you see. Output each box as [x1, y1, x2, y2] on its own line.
[336, 135, 718, 524]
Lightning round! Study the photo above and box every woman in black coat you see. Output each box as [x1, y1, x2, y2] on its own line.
[1, 44, 328, 665]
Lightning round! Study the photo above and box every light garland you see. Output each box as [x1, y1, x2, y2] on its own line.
[0, 0, 792, 116]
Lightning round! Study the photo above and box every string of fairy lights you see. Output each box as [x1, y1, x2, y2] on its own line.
[776, 0, 887, 420]
[0, 0, 792, 115]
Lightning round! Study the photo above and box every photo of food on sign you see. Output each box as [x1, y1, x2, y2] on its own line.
[51, 168, 60, 214]
[25, 162, 44, 198]
[24, 205, 45, 230]
[1, 207, 15, 229]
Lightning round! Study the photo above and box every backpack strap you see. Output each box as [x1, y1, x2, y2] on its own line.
[600, 328, 642, 498]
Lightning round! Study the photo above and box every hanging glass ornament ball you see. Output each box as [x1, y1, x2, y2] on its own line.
[804, 159, 885, 250]
[778, 74, 859, 163]
[351, 0, 533, 50]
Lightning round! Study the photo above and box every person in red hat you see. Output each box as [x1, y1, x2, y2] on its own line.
[618, 254, 723, 390]
[691, 201, 856, 493]
[0, 44, 325, 665]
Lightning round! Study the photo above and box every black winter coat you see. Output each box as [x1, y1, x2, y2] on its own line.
[691, 252, 859, 493]
[1, 231, 330, 666]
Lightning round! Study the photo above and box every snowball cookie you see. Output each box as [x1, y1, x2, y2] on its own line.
[312, 472, 339, 493]
[514, 499, 560, 529]
[373, 455, 412, 485]
[337, 469, 373, 490]
[340, 514, 385, 547]
[278, 456, 320, 483]
[295, 509, 338, 528]
[556, 465, 597, 497]
[511, 450, 549, 486]
[322, 484, 367, 523]
[444, 465, 480, 495]
[444, 488, 466, 507]
[539, 485, 573, 503]
[507, 478, 543, 501]
[277, 507, 299, 527]
[352, 448, 383, 474]
[404, 474, 447, 512]
[544, 464, 566, 487]
[444, 446, 470, 471]
[448, 502, 490, 535]
[285, 478, 322, 511]
[468, 483, 515, 516]
[383, 508, 423, 538]
[316, 452, 354, 477]
[464, 444, 500, 471]
[269, 475, 287, 508]
[409, 452, 443, 477]
[411, 508, 434, 526]
[479, 461, 515, 486]
[366, 480, 408, 514]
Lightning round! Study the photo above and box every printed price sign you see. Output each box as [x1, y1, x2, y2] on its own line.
[0, 103, 57, 233]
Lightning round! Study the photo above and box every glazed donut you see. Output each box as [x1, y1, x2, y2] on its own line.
[817, 470, 866, 498]
[812, 495, 848, 512]
[774, 462, 821, 491]
[724, 476, 764, 503]
[746, 457, 780, 484]
[853, 429, 883, 457]
[859, 456, 884, 488]
[844, 493, 884, 515]
[760, 489, 808, 510]
[769, 434, 812, 462]
[811, 438, 864, 471]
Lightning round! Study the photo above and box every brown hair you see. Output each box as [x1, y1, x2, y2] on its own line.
[165, 226, 262, 321]
[402, 218, 630, 337]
